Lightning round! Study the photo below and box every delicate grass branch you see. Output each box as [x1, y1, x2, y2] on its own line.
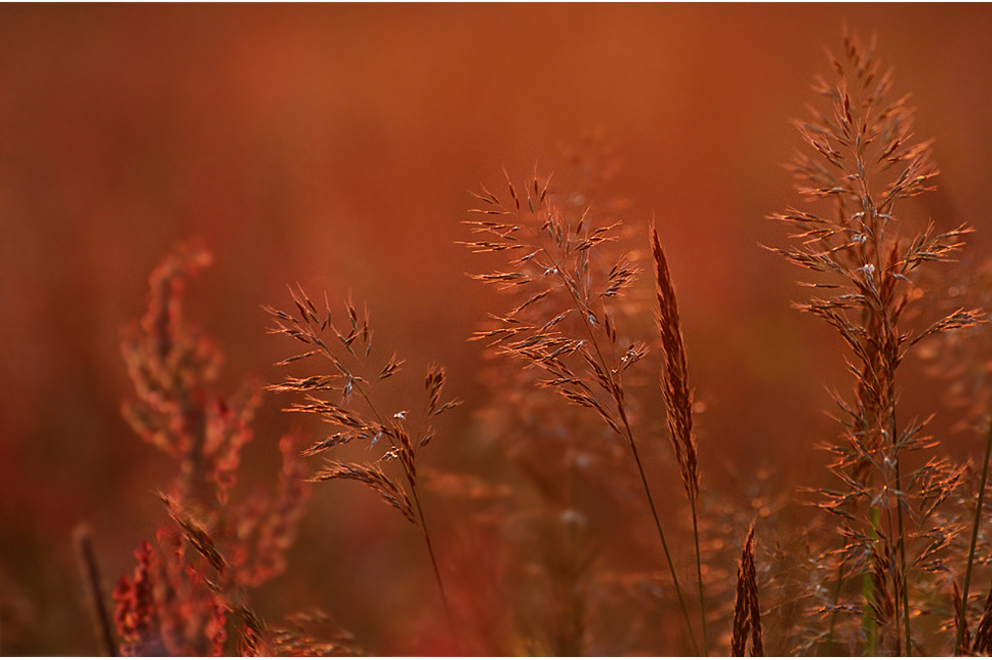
[267, 288, 459, 635]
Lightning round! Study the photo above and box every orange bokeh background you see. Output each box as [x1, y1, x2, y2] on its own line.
[2, 4, 992, 654]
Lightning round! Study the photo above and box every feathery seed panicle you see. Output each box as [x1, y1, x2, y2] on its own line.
[773, 31, 984, 655]
[463, 144, 658, 655]
[266, 286, 460, 628]
[265, 288, 460, 510]
[465, 167, 706, 654]
[310, 461, 419, 527]
[463, 169, 639, 443]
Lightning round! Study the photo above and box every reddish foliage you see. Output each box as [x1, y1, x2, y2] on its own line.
[113, 244, 312, 654]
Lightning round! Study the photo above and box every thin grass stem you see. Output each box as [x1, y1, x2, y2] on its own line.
[894, 456, 912, 655]
[354, 380, 454, 632]
[864, 507, 880, 657]
[618, 408, 701, 656]
[410, 484, 453, 628]
[826, 557, 847, 654]
[955, 417, 992, 655]
[690, 504, 709, 656]
[532, 220, 702, 654]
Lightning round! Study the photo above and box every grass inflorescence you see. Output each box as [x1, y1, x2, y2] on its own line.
[83, 31, 992, 657]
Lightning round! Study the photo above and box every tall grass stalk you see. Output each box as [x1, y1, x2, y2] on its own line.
[772, 30, 982, 654]
[463, 174, 702, 654]
[352, 375, 454, 625]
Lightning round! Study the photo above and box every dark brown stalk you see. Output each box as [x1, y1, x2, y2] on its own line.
[889, 394, 911, 654]
[731, 570, 749, 656]
[74, 525, 118, 656]
[554, 237, 701, 657]
[562, 256, 701, 656]
[563, 255, 701, 657]
[956, 418, 992, 655]
[317, 378, 454, 629]
[953, 581, 972, 654]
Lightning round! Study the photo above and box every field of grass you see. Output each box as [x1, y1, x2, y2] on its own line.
[3, 5, 992, 656]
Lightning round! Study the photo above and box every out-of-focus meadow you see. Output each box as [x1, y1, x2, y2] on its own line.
[2, 4, 992, 655]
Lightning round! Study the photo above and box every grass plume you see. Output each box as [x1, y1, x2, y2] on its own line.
[266, 286, 461, 632]
[652, 225, 707, 654]
[772, 30, 984, 655]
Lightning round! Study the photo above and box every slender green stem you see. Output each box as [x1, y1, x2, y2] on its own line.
[955, 417, 992, 655]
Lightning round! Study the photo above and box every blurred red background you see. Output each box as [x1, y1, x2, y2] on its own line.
[1, 4, 991, 654]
